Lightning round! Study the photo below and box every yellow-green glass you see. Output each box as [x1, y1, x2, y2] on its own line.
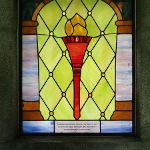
[40, 78, 62, 111]
[80, 98, 100, 120]
[82, 0, 98, 11]
[86, 16, 101, 37]
[53, 56, 72, 91]
[39, 37, 62, 72]
[81, 56, 101, 92]
[40, 0, 62, 31]
[66, 0, 87, 19]
[92, 0, 116, 31]
[40, 99, 49, 120]
[56, 0, 72, 11]
[54, 16, 67, 37]
[37, 0, 117, 120]
[39, 58, 49, 88]
[92, 78, 115, 112]
[92, 36, 115, 72]
[37, 15, 49, 36]
[54, 97, 74, 120]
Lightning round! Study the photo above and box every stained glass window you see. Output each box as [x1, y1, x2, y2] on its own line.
[22, 0, 135, 135]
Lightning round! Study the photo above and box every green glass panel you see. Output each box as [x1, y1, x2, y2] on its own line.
[54, 16, 67, 37]
[81, 56, 101, 92]
[48, 115, 55, 120]
[87, 37, 100, 51]
[92, 0, 115, 31]
[105, 15, 117, 34]
[40, 1, 62, 31]
[53, 56, 73, 91]
[40, 99, 50, 120]
[105, 58, 115, 90]
[54, 37, 67, 51]
[54, 97, 74, 120]
[56, 0, 72, 11]
[39, 37, 62, 72]
[80, 98, 100, 120]
[39, 58, 49, 88]
[65, 50, 71, 63]
[80, 82, 88, 108]
[105, 97, 115, 120]
[83, 50, 88, 63]
[86, 16, 100, 37]
[104, 34, 117, 52]
[37, 15, 49, 35]
[93, 78, 114, 112]
[37, 35, 49, 52]
[100, 117, 105, 120]
[66, 0, 87, 19]
[40, 78, 62, 110]
[82, 0, 98, 11]
[66, 81, 73, 107]
[92, 36, 115, 72]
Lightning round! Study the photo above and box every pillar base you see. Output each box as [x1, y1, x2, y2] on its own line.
[23, 110, 43, 121]
[111, 101, 132, 120]
[22, 101, 44, 121]
[111, 111, 132, 120]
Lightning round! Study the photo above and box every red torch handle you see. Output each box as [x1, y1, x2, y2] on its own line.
[73, 70, 80, 120]
[63, 36, 91, 120]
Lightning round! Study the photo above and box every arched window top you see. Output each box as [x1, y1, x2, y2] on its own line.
[35, 0, 121, 38]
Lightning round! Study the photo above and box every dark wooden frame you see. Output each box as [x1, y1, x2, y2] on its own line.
[0, 0, 150, 149]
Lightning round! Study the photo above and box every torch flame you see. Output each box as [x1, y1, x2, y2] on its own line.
[63, 14, 91, 120]
[65, 14, 88, 36]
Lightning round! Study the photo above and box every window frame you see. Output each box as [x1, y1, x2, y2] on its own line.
[1, 0, 149, 148]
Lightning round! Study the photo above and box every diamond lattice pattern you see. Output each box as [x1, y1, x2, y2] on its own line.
[37, 0, 117, 120]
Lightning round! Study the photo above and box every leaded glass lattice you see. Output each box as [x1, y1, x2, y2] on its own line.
[37, 0, 117, 120]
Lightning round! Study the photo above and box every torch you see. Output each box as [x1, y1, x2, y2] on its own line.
[63, 14, 91, 120]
